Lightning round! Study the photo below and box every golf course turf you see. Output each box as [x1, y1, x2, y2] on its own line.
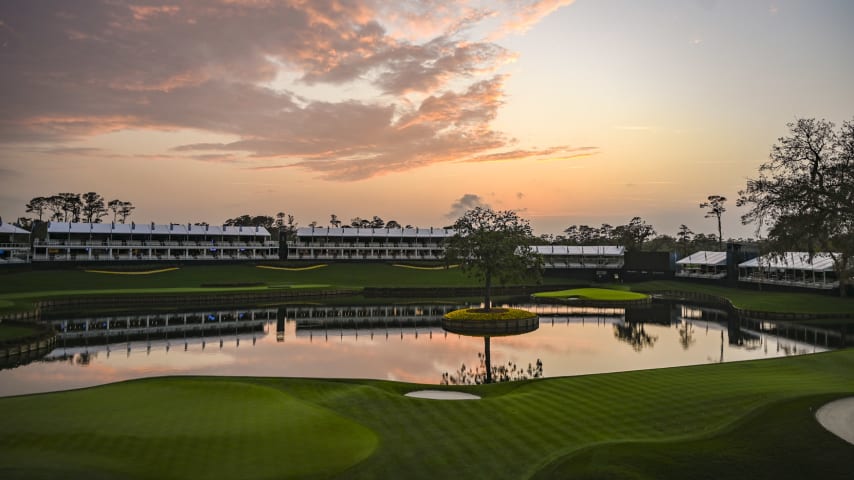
[1, 264, 853, 477]
[2, 350, 853, 479]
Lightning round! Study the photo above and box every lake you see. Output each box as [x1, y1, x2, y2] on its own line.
[0, 299, 837, 397]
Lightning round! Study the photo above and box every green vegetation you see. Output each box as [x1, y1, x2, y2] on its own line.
[444, 307, 537, 321]
[2, 350, 853, 479]
[624, 280, 854, 315]
[533, 287, 649, 301]
[0, 264, 568, 314]
[0, 323, 40, 342]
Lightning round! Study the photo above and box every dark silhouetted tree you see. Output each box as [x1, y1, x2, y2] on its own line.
[700, 195, 727, 249]
[25, 196, 48, 221]
[738, 117, 853, 296]
[81, 192, 107, 223]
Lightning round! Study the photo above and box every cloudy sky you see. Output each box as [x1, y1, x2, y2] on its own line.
[1, 0, 852, 238]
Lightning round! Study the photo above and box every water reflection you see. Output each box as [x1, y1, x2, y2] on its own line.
[0, 301, 844, 397]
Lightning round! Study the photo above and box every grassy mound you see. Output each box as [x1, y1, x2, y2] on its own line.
[0, 378, 377, 480]
[533, 287, 649, 301]
[444, 307, 537, 321]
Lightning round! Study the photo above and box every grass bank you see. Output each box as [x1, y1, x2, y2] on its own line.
[622, 280, 854, 315]
[1, 349, 853, 479]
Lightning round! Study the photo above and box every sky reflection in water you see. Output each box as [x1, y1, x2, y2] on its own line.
[0, 302, 831, 397]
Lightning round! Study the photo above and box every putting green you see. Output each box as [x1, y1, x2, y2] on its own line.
[533, 287, 649, 301]
[0, 378, 378, 480]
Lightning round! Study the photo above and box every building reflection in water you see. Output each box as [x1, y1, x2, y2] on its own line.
[0, 301, 843, 398]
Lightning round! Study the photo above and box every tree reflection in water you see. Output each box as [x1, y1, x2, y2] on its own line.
[613, 322, 658, 352]
[441, 338, 543, 385]
[678, 320, 696, 350]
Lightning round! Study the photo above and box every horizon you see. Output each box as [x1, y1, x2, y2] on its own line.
[2, 1, 853, 240]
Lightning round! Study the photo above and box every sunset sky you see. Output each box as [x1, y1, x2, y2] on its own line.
[1, 0, 853, 239]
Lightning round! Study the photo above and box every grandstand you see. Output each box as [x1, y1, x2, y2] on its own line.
[31, 222, 277, 262]
[0, 219, 31, 264]
[286, 226, 452, 261]
[675, 251, 728, 279]
[738, 252, 841, 290]
[530, 245, 625, 270]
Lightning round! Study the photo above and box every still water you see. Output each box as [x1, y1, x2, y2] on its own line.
[0, 300, 836, 397]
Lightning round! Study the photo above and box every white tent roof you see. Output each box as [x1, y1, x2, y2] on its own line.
[0, 222, 29, 235]
[738, 252, 838, 272]
[676, 251, 727, 266]
[296, 227, 456, 239]
[47, 222, 270, 237]
[531, 245, 625, 256]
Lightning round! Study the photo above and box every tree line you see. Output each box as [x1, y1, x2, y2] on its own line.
[537, 216, 737, 256]
[19, 193, 135, 229]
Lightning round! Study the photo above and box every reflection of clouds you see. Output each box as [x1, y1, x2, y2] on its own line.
[0, 317, 829, 397]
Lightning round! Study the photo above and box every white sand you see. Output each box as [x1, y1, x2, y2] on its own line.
[816, 397, 854, 445]
[404, 390, 481, 400]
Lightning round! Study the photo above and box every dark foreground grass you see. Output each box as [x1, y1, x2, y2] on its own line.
[2, 350, 853, 479]
[533, 394, 852, 480]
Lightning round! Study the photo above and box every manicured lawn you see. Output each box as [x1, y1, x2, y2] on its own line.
[1, 264, 566, 313]
[624, 280, 854, 315]
[2, 349, 853, 479]
[0, 379, 377, 479]
[533, 287, 649, 301]
[0, 323, 40, 341]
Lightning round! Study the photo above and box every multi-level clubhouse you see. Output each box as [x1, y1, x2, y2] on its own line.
[32, 222, 278, 262]
[286, 226, 453, 261]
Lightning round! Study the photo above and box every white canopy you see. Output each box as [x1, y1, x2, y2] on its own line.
[676, 251, 727, 266]
[0, 222, 30, 235]
[738, 252, 838, 272]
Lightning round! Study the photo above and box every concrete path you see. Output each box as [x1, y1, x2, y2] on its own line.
[816, 397, 854, 445]
[404, 390, 481, 400]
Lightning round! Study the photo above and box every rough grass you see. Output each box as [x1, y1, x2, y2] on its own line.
[533, 287, 649, 301]
[2, 350, 853, 479]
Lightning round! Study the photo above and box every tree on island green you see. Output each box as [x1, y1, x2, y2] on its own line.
[738, 117, 854, 297]
[444, 207, 542, 311]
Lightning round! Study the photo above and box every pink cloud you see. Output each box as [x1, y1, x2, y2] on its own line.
[0, 0, 583, 179]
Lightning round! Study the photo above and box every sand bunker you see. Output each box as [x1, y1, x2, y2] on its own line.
[816, 397, 854, 445]
[405, 390, 481, 400]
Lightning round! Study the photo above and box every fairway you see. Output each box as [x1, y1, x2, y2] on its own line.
[2, 350, 853, 479]
[0, 379, 377, 480]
